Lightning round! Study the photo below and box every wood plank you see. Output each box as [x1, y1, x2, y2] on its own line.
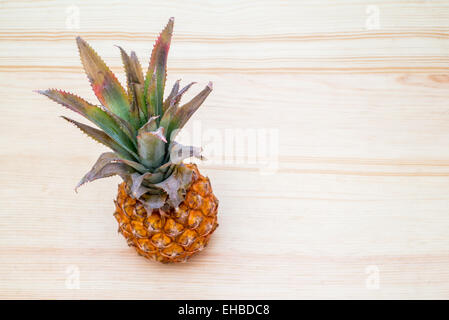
[1, 0, 449, 299]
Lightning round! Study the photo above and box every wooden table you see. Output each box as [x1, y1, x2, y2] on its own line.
[1, 0, 449, 299]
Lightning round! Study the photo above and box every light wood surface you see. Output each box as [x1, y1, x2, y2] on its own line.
[1, 0, 449, 299]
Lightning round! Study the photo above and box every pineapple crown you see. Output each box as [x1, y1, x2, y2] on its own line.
[37, 18, 213, 210]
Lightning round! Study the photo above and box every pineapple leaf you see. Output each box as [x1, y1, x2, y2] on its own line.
[117, 46, 143, 129]
[76, 152, 134, 191]
[138, 115, 159, 135]
[132, 83, 147, 126]
[163, 163, 176, 179]
[65, 116, 146, 173]
[176, 82, 213, 128]
[117, 46, 144, 95]
[154, 164, 193, 208]
[144, 17, 174, 121]
[99, 106, 137, 148]
[146, 73, 158, 119]
[130, 172, 164, 199]
[38, 89, 138, 160]
[154, 162, 173, 175]
[137, 127, 167, 168]
[160, 81, 197, 138]
[61, 116, 136, 161]
[130, 51, 147, 124]
[160, 82, 197, 135]
[172, 82, 196, 106]
[163, 79, 180, 113]
[130, 51, 145, 84]
[118, 159, 149, 173]
[129, 164, 193, 209]
[76, 37, 131, 122]
[166, 82, 213, 141]
[159, 103, 177, 139]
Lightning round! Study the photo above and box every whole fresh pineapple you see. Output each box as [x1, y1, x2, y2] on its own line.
[38, 18, 218, 263]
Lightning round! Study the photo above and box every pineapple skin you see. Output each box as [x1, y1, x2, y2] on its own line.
[114, 164, 219, 263]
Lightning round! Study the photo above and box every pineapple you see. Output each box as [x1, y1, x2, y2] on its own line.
[38, 18, 218, 263]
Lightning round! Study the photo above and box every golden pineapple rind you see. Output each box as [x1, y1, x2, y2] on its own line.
[114, 164, 218, 263]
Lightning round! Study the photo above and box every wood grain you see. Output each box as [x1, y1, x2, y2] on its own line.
[1, 0, 449, 299]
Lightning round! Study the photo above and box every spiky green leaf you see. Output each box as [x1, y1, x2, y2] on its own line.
[76, 36, 131, 122]
[146, 73, 158, 118]
[130, 51, 147, 124]
[130, 51, 145, 84]
[172, 82, 196, 106]
[166, 82, 213, 141]
[100, 106, 137, 148]
[38, 89, 138, 160]
[117, 159, 148, 173]
[163, 79, 180, 112]
[176, 82, 213, 128]
[144, 17, 174, 121]
[137, 127, 167, 168]
[62, 116, 136, 160]
[138, 115, 159, 135]
[132, 83, 147, 126]
[76, 152, 134, 191]
[117, 46, 143, 129]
